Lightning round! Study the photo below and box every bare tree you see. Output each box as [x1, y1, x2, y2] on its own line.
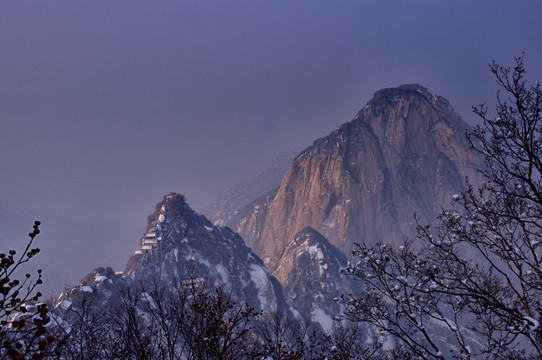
[253, 309, 328, 360]
[341, 55, 542, 359]
[64, 275, 261, 360]
[325, 322, 387, 360]
[106, 283, 159, 360]
[137, 278, 188, 360]
[0, 221, 56, 359]
[50, 292, 112, 360]
[174, 279, 259, 360]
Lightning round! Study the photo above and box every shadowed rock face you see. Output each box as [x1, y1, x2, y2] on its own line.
[122, 193, 286, 313]
[271, 226, 360, 330]
[60, 193, 288, 314]
[230, 85, 481, 268]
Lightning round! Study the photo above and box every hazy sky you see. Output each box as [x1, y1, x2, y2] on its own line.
[2, 1, 542, 229]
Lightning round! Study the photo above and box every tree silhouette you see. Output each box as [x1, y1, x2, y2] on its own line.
[342, 55, 542, 359]
[1, 221, 56, 359]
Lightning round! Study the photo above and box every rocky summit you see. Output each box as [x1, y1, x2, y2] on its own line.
[229, 84, 481, 268]
[59, 193, 287, 315]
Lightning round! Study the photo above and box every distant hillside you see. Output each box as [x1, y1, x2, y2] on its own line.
[202, 150, 296, 225]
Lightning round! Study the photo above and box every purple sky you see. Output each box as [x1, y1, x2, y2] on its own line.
[2, 1, 542, 228]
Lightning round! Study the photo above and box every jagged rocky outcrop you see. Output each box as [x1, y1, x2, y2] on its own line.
[126, 193, 286, 312]
[272, 227, 360, 331]
[229, 84, 481, 267]
[59, 193, 287, 314]
[203, 150, 296, 225]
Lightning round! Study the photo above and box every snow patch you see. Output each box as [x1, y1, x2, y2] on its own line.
[215, 263, 229, 283]
[250, 264, 273, 311]
[307, 244, 324, 260]
[79, 286, 93, 293]
[173, 248, 178, 262]
[525, 316, 540, 332]
[58, 299, 72, 311]
[312, 307, 333, 332]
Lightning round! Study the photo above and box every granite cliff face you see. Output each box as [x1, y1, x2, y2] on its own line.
[230, 85, 481, 267]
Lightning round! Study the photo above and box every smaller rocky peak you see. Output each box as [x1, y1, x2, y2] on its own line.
[160, 192, 190, 209]
[292, 226, 328, 246]
[121, 193, 286, 313]
[148, 193, 199, 224]
[272, 227, 360, 330]
[276, 227, 345, 281]
[126, 193, 218, 275]
[146, 193, 214, 238]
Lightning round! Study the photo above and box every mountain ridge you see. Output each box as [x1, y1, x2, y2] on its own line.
[203, 150, 296, 225]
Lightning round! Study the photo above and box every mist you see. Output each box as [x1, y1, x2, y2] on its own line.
[1, 0, 541, 261]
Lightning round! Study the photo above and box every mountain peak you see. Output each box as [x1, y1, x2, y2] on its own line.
[98, 193, 286, 313]
[160, 192, 190, 210]
[292, 226, 328, 246]
[396, 83, 430, 93]
[145, 192, 210, 231]
[373, 84, 433, 98]
[272, 226, 358, 330]
[367, 83, 432, 104]
[231, 84, 482, 264]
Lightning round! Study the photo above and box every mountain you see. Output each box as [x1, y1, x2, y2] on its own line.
[228, 84, 481, 267]
[60, 193, 287, 314]
[203, 150, 296, 225]
[271, 226, 360, 331]
[52, 84, 482, 337]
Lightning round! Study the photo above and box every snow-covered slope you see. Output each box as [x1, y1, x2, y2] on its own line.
[60, 193, 288, 315]
[272, 226, 360, 331]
